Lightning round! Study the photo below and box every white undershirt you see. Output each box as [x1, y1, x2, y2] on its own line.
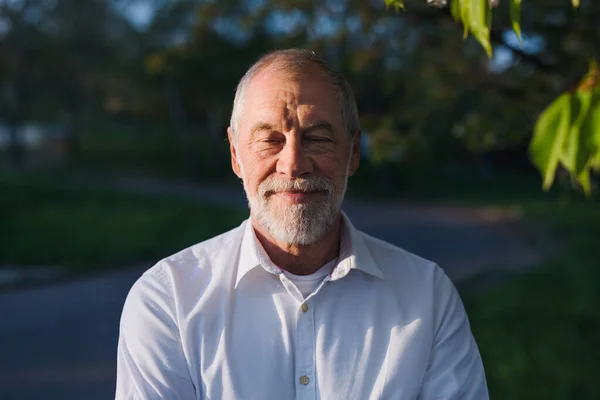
[282, 258, 338, 298]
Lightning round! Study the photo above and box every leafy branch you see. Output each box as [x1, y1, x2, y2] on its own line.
[386, 0, 599, 195]
[530, 62, 600, 196]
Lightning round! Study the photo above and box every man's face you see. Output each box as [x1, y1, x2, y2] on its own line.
[228, 66, 360, 245]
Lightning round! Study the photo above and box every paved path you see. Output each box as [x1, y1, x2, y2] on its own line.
[0, 179, 541, 399]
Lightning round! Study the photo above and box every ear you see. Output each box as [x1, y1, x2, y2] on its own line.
[348, 129, 361, 176]
[228, 127, 243, 179]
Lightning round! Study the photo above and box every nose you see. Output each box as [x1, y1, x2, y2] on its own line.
[276, 136, 313, 178]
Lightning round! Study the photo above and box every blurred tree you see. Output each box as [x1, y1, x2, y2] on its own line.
[0, 0, 138, 166]
[1, 0, 597, 192]
[385, 0, 600, 193]
[0, 0, 52, 168]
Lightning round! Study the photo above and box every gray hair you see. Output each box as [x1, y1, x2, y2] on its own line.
[229, 49, 360, 143]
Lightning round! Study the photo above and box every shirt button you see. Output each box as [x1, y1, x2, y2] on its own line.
[299, 375, 310, 385]
[301, 303, 309, 312]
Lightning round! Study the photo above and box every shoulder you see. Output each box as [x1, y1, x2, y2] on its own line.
[358, 230, 455, 301]
[160, 219, 247, 276]
[357, 229, 466, 336]
[360, 230, 445, 279]
[127, 220, 248, 304]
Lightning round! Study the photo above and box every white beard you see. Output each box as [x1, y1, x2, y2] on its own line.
[240, 164, 348, 246]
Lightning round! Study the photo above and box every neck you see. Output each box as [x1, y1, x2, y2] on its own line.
[252, 214, 342, 276]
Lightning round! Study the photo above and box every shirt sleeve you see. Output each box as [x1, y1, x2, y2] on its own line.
[417, 268, 489, 400]
[115, 264, 196, 400]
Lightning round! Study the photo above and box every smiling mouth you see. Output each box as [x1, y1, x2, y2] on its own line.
[270, 190, 325, 202]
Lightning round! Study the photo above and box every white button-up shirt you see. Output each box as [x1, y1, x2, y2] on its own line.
[116, 213, 488, 399]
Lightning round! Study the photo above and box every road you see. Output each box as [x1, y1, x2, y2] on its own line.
[0, 182, 540, 400]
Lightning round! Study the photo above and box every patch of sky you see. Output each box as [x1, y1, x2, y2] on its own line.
[0, 0, 47, 24]
[246, 0, 267, 13]
[324, 0, 347, 15]
[346, 16, 362, 34]
[310, 11, 342, 39]
[489, 30, 546, 73]
[503, 30, 546, 55]
[22, 4, 41, 24]
[265, 10, 309, 36]
[213, 17, 252, 45]
[122, 0, 155, 30]
[489, 45, 514, 73]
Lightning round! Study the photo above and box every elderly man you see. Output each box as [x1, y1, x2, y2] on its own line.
[116, 49, 488, 399]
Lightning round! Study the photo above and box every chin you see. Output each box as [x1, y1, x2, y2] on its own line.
[261, 205, 338, 246]
[247, 185, 344, 245]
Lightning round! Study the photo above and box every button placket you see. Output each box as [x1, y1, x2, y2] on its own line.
[279, 274, 305, 304]
[295, 299, 316, 399]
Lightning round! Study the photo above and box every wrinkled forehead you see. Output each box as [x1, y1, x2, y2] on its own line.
[240, 65, 342, 126]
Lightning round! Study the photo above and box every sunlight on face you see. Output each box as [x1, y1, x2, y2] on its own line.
[232, 67, 359, 245]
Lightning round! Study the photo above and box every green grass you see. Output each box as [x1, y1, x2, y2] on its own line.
[0, 172, 247, 272]
[464, 198, 600, 399]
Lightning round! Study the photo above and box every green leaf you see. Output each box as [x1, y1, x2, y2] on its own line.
[592, 154, 600, 172]
[577, 168, 592, 196]
[581, 97, 600, 171]
[510, 0, 522, 43]
[468, 0, 493, 57]
[530, 94, 572, 190]
[450, 0, 462, 21]
[561, 91, 592, 174]
[384, 0, 404, 11]
[563, 90, 596, 196]
[449, 0, 493, 56]
[459, 0, 470, 39]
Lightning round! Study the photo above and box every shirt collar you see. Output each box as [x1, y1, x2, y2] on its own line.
[235, 211, 385, 288]
[333, 212, 385, 281]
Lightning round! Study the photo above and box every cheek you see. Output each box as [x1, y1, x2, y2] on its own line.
[314, 154, 350, 184]
[241, 157, 275, 192]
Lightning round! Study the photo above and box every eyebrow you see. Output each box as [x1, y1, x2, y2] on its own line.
[248, 120, 334, 140]
[300, 120, 334, 136]
[249, 122, 276, 140]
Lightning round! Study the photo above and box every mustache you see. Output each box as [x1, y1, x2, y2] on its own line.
[259, 176, 334, 197]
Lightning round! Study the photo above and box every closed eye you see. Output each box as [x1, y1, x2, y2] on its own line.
[306, 137, 332, 142]
[261, 139, 283, 144]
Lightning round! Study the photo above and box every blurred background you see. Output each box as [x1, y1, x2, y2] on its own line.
[1, 0, 599, 399]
